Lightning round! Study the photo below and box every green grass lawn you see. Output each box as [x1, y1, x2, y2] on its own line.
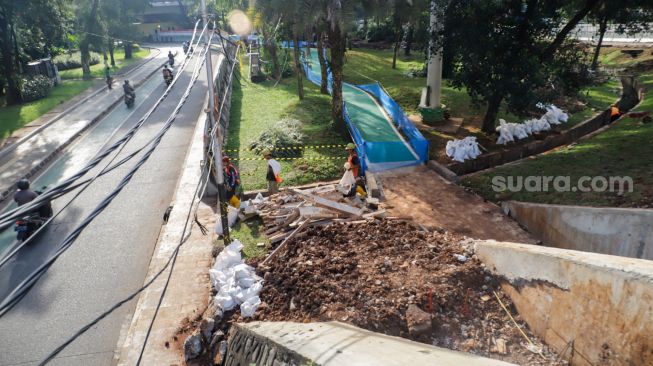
[229, 219, 270, 260]
[227, 61, 350, 191]
[58, 48, 150, 80]
[461, 70, 653, 208]
[0, 80, 93, 138]
[598, 46, 653, 69]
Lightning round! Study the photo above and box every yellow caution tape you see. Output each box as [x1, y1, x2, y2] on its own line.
[223, 144, 348, 153]
[231, 156, 345, 161]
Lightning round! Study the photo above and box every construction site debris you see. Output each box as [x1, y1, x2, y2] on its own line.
[241, 220, 562, 365]
[209, 240, 263, 317]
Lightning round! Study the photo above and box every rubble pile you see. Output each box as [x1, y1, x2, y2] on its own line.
[243, 220, 561, 365]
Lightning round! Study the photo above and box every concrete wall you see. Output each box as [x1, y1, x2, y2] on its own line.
[226, 321, 515, 366]
[475, 240, 653, 366]
[503, 201, 653, 260]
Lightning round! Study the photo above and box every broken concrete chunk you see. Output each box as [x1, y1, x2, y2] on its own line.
[184, 330, 203, 361]
[406, 304, 433, 336]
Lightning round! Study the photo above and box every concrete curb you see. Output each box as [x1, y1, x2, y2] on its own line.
[427, 160, 459, 183]
[0, 49, 168, 203]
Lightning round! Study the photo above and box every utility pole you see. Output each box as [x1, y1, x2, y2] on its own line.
[201, 0, 230, 242]
[419, 0, 444, 122]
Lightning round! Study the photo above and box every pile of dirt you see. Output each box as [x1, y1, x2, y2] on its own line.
[241, 220, 562, 365]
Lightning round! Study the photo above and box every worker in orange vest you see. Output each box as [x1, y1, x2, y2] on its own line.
[610, 104, 621, 122]
[345, 143, 360, 178]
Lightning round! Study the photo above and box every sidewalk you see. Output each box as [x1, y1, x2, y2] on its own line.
[0, 47, 166, 203]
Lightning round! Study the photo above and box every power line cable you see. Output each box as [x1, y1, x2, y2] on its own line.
[0, 29, 213, 318]
[0, 21, 207, 266]
[39, 31, 225, 365]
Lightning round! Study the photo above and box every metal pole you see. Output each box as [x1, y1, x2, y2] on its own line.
[201, 0, 230, 242]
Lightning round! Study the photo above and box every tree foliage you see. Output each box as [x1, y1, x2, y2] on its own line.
[0, 0, 71, 104]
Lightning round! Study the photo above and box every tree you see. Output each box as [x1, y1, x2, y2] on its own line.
[442, 0, 597, 133]
[75, 0, 104, 79]
[588, 1, 653, 69]
[386, 0, 425, 69]
[440, 0, 648, 133]
[0, 0, 71, 104]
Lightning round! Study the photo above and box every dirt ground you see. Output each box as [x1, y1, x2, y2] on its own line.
[238, 220, 561, 365]
[378, 165, 535, 243]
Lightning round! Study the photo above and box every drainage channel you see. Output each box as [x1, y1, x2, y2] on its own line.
[0, 69, 165, 255]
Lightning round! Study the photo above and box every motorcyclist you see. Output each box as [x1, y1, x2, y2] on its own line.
[182, 42, 189, 54]
[123, 80, 135, 98]
[168, 50, 174, 66]
[104, 66, 112, 90]
[162, 65, 173, 82]
[14, 179, 52, 218]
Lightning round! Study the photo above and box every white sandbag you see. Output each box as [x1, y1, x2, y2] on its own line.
[252, 192, 265, 205]
[215, 292, 236, 311]
[209, 239, 264, 317]
[496, 119, 515, 145]
[446, 136, 482, 162]
[240, 296, 261, 318]
[513, 123, 529, 139]
[214, 206, 241, 235]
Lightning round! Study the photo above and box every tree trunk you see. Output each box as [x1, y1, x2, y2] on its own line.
[482, 94, 503, 134]
[108, 38, 116, 66]
[80, 40, 92, 79]
[1, 17, 21, 105]
[404, 24, 413, 56]
[392, 27, 401, 69]
[591, 17, 608, 70]
[268, 42, 280, 79]
[328, 23, 345, 129]
[103, 49, 108, 64]
[363, 18, 368, 38]
[292, 35, 304, 100]
[124, 41, 133, 59]
[317, 32, 329, 94]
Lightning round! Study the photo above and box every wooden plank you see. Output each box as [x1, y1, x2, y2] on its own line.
[293, 189, 363, 218]
[298, 206, 338, 219]
[262, 220, 311, 265]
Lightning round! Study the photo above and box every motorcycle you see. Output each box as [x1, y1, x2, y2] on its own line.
[164, 73, 173, 87]
[14, 213, 46, 242]
[168, 56, 175, 67]
[106, 76, 113, 90]
[14, 186, 51, 242]
[125, 92, 135, 108]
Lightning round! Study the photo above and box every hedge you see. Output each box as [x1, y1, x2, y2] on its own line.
[21, 75, 53, 102]
[53, 51, 101, 71]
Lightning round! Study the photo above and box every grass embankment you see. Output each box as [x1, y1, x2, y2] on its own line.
[226, 68, 350, 191]
[0, 80, 93, 138]
[461, 70, 653, 208]
[227, 55, 351, 256]
[58, 48, 150, 80]
[342, 49, 620, 162]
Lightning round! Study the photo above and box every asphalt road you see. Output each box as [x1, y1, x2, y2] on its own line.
[0, 47, 219, 366]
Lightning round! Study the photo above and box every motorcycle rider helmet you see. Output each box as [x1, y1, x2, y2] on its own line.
[124, 80, 130, 84]
[17, 178, 30, 190]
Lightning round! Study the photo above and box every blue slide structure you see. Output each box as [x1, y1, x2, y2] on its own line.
[293, 44, 429, 173]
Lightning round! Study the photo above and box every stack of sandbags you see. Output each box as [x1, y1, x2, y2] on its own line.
[446, 136, 482, 162]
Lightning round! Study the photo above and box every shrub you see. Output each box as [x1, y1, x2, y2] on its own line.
[248, 118, 304, 155]
[21, 75, 52, 102]
[53, 51, 101, 70]
[132, 43, 141, 51]
[366, 22, 396, 43]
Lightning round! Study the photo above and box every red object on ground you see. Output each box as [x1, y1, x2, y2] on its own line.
[626, 111, 650, 119]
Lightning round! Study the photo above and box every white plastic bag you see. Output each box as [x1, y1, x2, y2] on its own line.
[214, 206, 240, 235]
[240, 296, 261, 318]
[339, 169, 356, 189]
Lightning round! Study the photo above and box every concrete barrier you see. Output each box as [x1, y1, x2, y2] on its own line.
[225, 321, 515, 366]
[502, 201, 653, 260]
[475, 240, 653, 366]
